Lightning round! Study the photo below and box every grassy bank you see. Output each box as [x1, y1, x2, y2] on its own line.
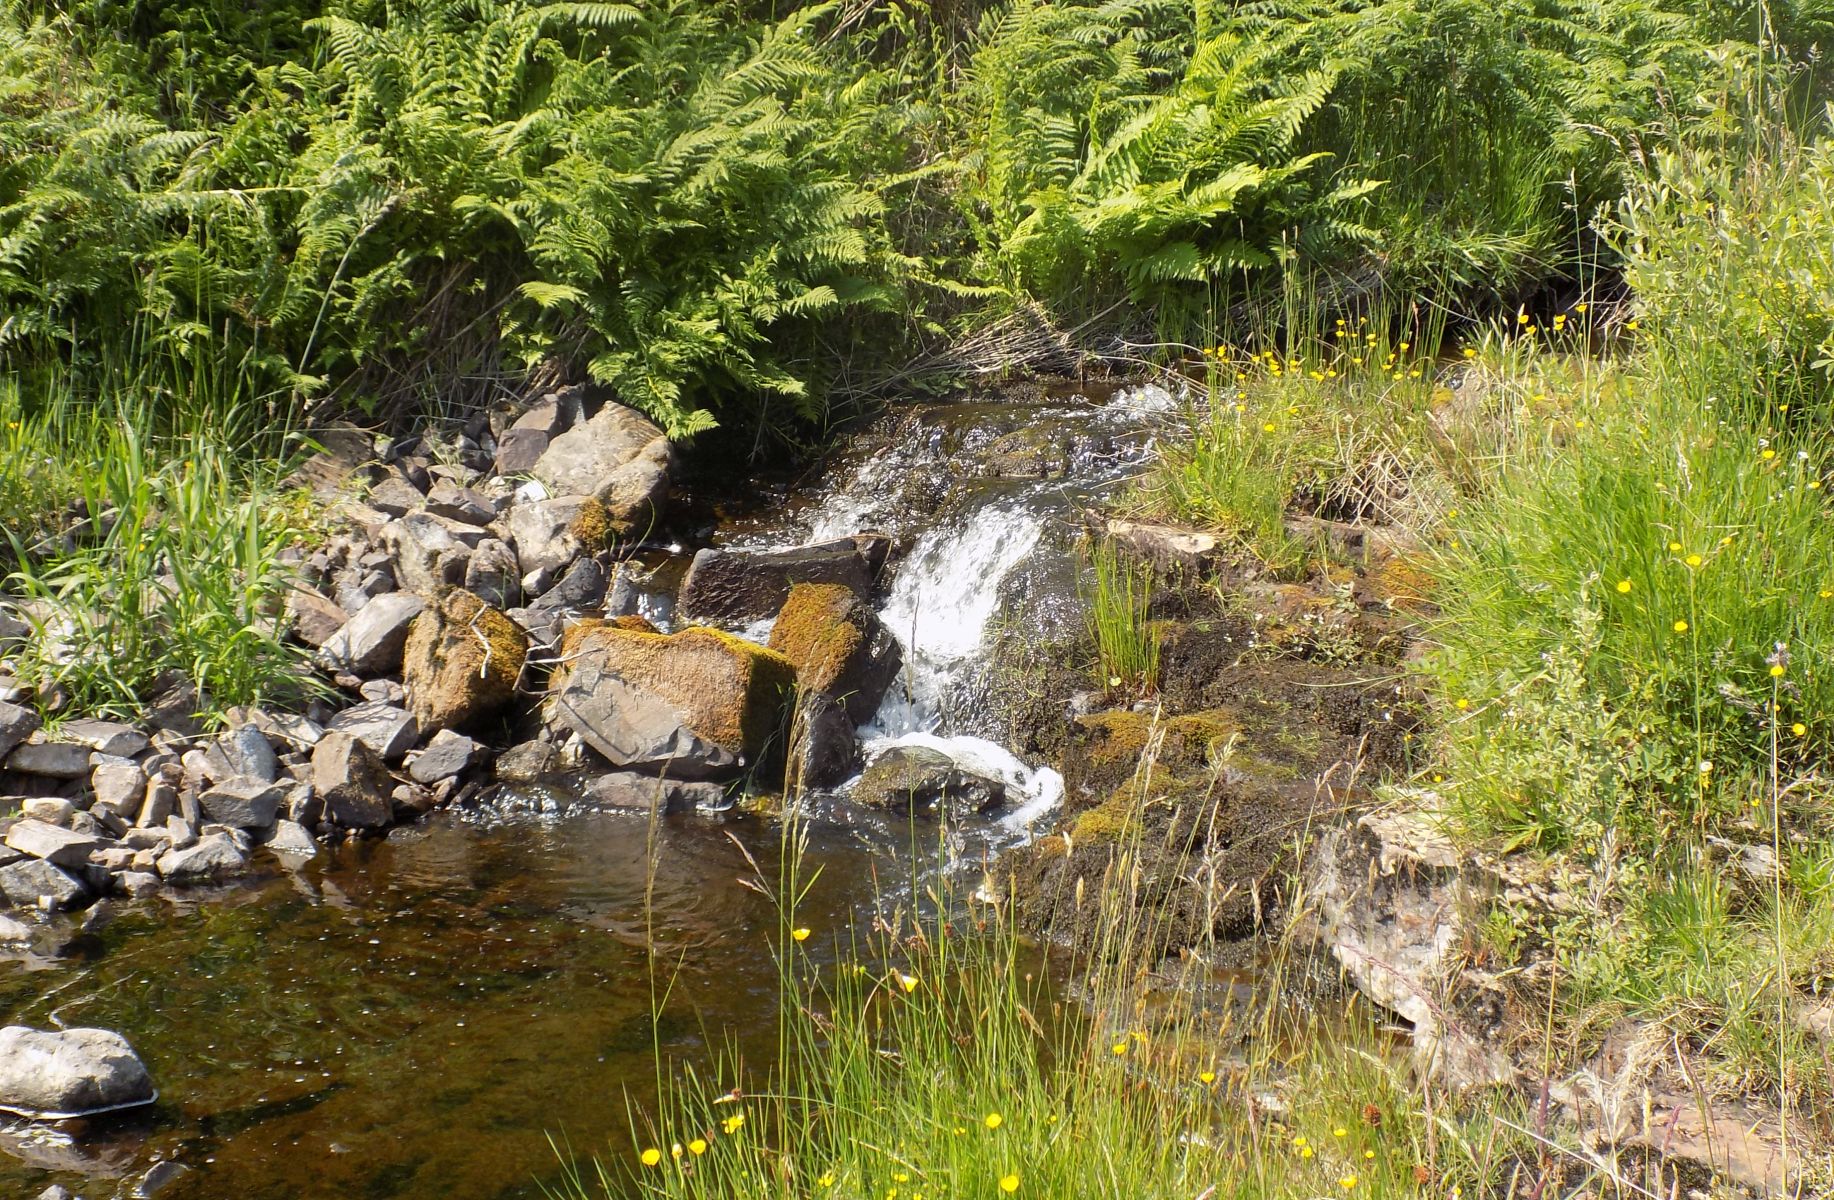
[1118, 74, 1834, 1151]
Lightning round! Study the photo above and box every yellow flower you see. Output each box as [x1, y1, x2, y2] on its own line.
[1685, 553, 1702, 567]
[1462, 347, 1477, 359]
[1000, 1175, 1021, 1194]
[1111, 1041, 1128, 1055]
[1262, 422, 1276, 433]
[723, 1114, 746, 1134]
[1673, 619, 1689, 633]
[1763, 448, 1777, 460]
[1575, 303, 1589, 314]
[897, 972, 919, 993]
[1364, 1150, 1376, 1159]
[985, 1112, 1004, 1131]
[689, 1139, 707, 1156]
[1518, 312, 1531, 325]
[819, 1173, 835, 1187]
[1334, 1127, 1348, 1138]
[1454, 698, 1469, 711]
[1668, 541, 1683, 552]
[1793, 722, 1807, 736]
[792, 927, 811, 942]
[640, 1148, 663, 1167]
[1616, 579, 1632, 594]
[1199, 1070, 1216, 1085]
[1627, 319, 1641, 331]
[1301, 1147, 1315, 1159]
[1771, 664, 1786, 677]
[1339, 1177, 1359, 1190]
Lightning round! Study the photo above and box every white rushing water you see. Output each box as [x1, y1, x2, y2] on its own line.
[867, 500, 1045, 735]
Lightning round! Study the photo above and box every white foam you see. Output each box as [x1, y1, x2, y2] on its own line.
[858, 731, 1064, 832]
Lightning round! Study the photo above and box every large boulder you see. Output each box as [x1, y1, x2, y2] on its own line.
[854, 745, 1005, 817]
[769, 582, 902, 725]
[550, 624, 796, 778]
[530, 401, 671, 530]
[676, 535, 887, 625]
[0, 1026, 155, 1118]
[401, 589, 528, 730]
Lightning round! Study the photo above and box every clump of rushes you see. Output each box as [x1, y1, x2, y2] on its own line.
[1085, 539, 1161, 695]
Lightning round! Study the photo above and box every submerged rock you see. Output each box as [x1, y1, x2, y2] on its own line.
[854, 746, 1005, 816]
[400, 589, 528, 730]
[0, 1025, 155, 1118]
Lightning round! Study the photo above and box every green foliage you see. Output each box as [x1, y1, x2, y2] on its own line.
[964, 0, 1369, 328]
[0, 0, 905, 439]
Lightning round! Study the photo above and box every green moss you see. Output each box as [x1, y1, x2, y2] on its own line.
[566, 497, 617, 548]
[768, 583, 865, 693]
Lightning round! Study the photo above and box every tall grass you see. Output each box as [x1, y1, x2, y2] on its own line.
[1, 354, 313, 722]
[565, 778, 1525, 1200]
[1085, 539, 1162, 694]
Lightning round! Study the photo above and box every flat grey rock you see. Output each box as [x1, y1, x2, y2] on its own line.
[4, 820, 101, 867]
[197, 778, 283, 829]
[7, 741, 92, 779]
[157, 833, 246, 881]
[0, 859, 87, 910]
[327, 701, 418, 763]
[407, 730, 479, 784]
[59, 719, 148, 758]
[315, 592, 425, 676]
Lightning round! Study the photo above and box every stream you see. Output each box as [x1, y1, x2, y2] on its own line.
[0, 381, 1176, 1200]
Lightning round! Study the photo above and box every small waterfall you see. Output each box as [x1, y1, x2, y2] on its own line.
[867, 501, 1044, 736]
[709, 382, 1179, 830]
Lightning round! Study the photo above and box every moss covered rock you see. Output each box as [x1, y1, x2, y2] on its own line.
[768, 582, 902, 724]
[550, 623, 797, 775]
[401, 589, 528, 730]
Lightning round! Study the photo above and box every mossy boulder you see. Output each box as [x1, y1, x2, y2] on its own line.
[768, 582, 902, 724]
[401, 589, 528, 730]
[550, 623, 797, 776]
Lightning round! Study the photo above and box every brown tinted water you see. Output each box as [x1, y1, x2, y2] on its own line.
[0, 803, 933, 1200]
